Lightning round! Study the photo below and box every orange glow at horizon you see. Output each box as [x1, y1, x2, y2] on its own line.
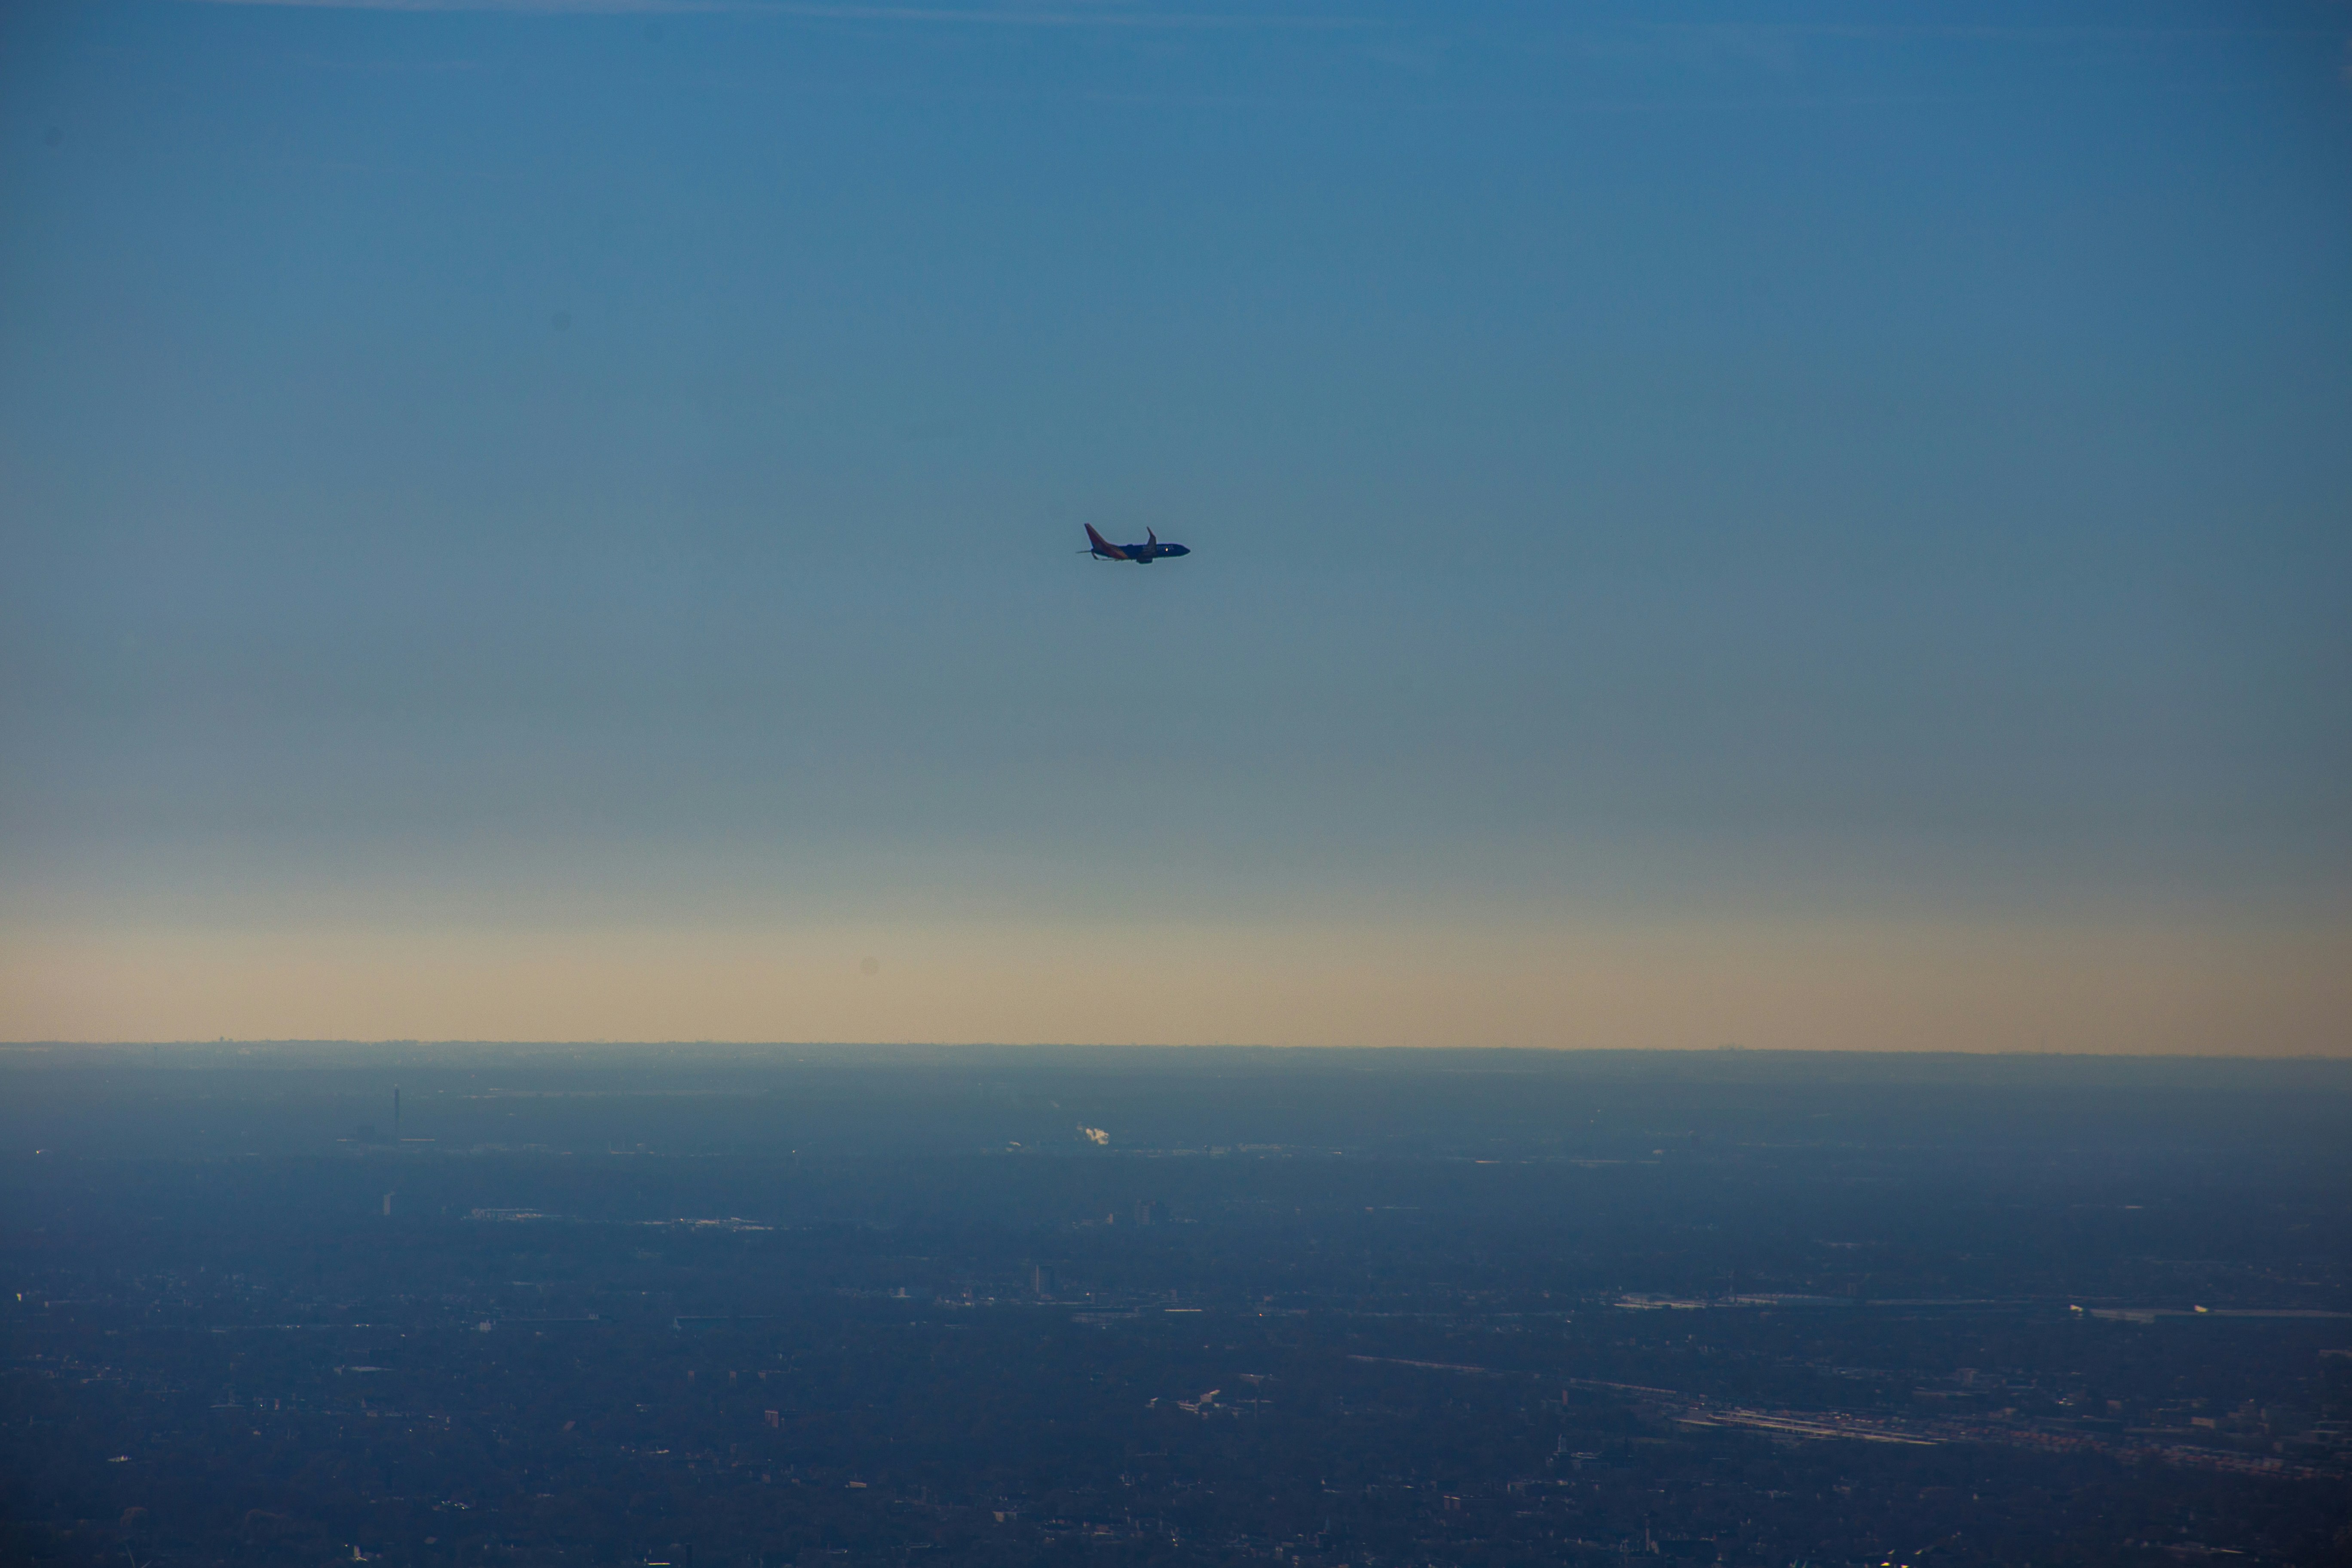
[6, 917, 2344, 1055]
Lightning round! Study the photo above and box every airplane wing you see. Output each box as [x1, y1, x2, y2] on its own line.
[1084, 524, 1129, 560]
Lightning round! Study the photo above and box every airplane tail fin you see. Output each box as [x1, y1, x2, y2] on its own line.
[1084, 524, 1128, 560]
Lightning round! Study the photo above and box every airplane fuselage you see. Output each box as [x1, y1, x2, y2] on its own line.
[1091, 540, 1189, 562]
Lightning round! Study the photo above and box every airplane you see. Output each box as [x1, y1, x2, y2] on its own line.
[1082, 524, 1190, 564]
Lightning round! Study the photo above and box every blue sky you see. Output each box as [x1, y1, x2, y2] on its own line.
[3, 0, 2347, 1047]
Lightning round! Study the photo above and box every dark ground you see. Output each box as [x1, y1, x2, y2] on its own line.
[3, 1044, 2348, 1568]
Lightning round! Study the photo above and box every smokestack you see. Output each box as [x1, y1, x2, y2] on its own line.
[393, 1086, 400, 1137]
[382, 1193, 394, 1217]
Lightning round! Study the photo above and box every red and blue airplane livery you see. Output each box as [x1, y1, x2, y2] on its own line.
[1083, 524, 1190, 564]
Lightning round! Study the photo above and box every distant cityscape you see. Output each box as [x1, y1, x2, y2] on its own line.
[3, 1047, 2348, 1568]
